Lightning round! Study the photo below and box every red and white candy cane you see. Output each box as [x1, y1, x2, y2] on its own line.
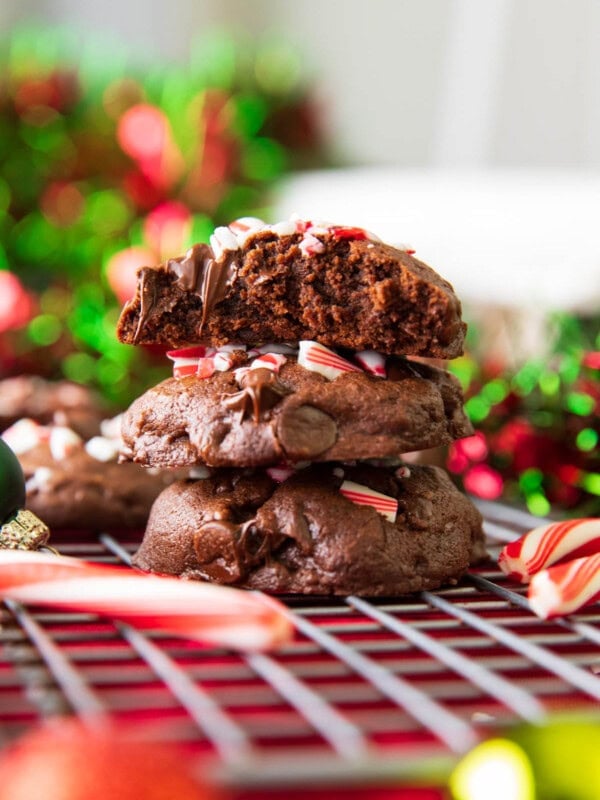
[249, 353, 287, 373]
[298, 341, 363, 381]
[0, 551, 291, 651]
[354, 350, 387, 378]
[498, 518, 600, 583]
[167, 346, 215, 378]
[528, 552, 600, 619]
[339, 480, 398, 523]
[299, 233, 325, 257]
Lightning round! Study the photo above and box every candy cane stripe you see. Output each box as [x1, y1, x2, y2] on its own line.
[0, 552, 290, 651]
[499, 518, 600, 582]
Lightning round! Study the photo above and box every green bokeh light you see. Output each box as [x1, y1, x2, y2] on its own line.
[581, 473, 600, 496]
[539, 370, 560, 396]
[481, 378, 509, 405]
[465, 396, 490, 423]
[566, 392, 595, 416]
[242, 137, 286, 181]
[450, 738, 534, 800]
[254, 42, 302, 95]
[27, 313, 62, 345]
[576, 428, 598, 452]
[526, 492, 551, 517]
[519, 468, 543, 493]
[86, 190, 131, 235]
[62, 351, 97, 384]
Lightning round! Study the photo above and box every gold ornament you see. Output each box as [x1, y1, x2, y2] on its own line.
[0, 509, 50, 550]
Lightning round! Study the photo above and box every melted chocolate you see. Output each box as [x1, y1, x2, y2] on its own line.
[224, 368, 289, 423]
[194, 517, 272, 582]
[133, 271, 158, 344]
[167, 243, 239, 334]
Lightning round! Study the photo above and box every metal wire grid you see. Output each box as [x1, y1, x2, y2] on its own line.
[1, 500, 600, 788]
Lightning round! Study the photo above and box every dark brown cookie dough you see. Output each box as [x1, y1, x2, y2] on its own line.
[133, 463, 485, 595]
[120, 357, 472, 468]
[0, 377, 106, 438]
[117, 230, 466, 358]
[18, 437, 184, 530]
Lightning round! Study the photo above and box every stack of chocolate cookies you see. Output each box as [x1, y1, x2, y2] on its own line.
[117, 217, 484, 595]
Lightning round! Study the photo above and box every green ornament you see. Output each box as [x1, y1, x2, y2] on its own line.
[0, 437, 26, 522]
[0, 438, 50, 550]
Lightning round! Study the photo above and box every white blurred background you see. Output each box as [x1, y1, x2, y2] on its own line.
[3, 0, 600, 168]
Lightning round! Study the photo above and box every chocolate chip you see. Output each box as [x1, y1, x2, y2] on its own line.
[277, 405, 337, 459]
[194, 520, 242, 583]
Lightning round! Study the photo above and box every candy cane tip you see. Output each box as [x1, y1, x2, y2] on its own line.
[528, 570, 559, 620]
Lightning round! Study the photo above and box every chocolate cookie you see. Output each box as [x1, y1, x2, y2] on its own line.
[133, 463, 485, 595]
[121, 356, 472, 469]
[3, 418, 183, 530]
[0, 376, 106, 439]
[117, 218, 466, 358]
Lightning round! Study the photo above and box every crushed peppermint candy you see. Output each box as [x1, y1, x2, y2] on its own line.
[395, 466, 411, 479]
[100, 415, 123, 440]
[354, 350, 387, 378]
[339, 480, 398, 523]
[299, 233, 326, 257]
[211, 215, 380, 258]
[298, 341, 362, 381]
[25, 466, 53, 493]
[2, 419, 46, 455]
[85, 436, 121, 463]
[210, 225, 240, 260]
[266, 465, 296, 483]
[49, 426, 83, 461]
[247, 343, 297, 358]
[249, 353, 287, 373]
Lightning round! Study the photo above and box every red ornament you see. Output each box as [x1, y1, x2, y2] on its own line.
[582, 351, 600, 370]
[463, 463, 504, 500]
[0, 719, 221, 800]
[106, 246, 156, 305]
[143, 201, 192, 259]
[0, 272, 35, 332]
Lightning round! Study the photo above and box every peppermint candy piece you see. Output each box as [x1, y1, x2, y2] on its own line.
[210, 226, 240, 260]
[229, 217, 266, 246]
[498, 518, 600, 583]
[299, 233, 325, 257]
[85, 436, 120, 463]
[25, 466, 53, 493]
[266, 465, 296, 483]
[99, 415, 124, 441]
[247, 343, 298, 358]
[2, 419, 45, 455]
[339, 480, 398, 522]
[49, 427, 83, 461]
[0, 550, 292, 651]
[528, 553, 600, 619]
[167, 346, 216, 379]
[167, 345, 216, 360]
[270, 220, 297, 237]
[354, 350, 387, 378]
[249, 353, 287, 373]
[298, 341, 362, 381]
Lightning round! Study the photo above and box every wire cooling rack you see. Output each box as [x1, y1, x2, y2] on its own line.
[1, 500, 600, 792]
